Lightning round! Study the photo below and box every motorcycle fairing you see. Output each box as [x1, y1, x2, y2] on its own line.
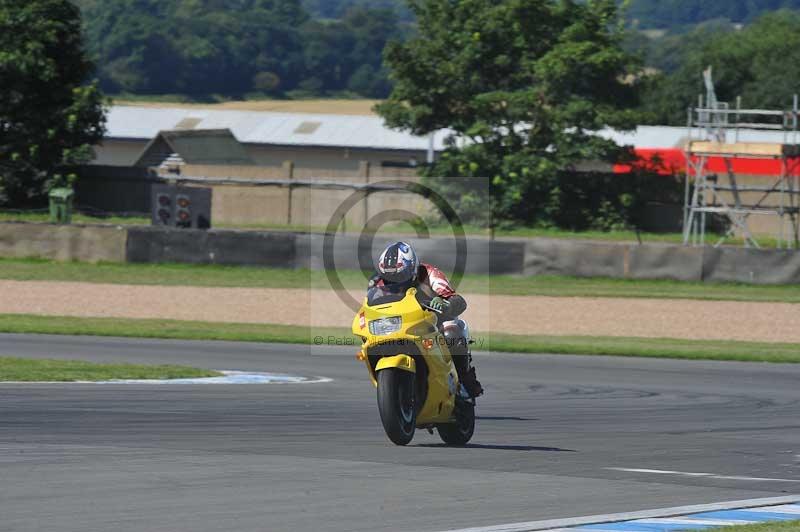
[352, 287, 459, 425]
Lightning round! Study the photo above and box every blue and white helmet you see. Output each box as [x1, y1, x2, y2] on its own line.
[377, 241, 419, 284]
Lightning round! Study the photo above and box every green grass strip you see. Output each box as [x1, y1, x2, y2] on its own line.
[0, 314, 347, 345]
[1, 314, 799, 364]
[0, 356, 221, 382]
[485, 333, 800, 363]
[0, 211, 149, 225]
[2, 258, 800, 303]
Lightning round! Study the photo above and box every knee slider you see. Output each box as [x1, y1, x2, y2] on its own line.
[442, 322, 468, 357]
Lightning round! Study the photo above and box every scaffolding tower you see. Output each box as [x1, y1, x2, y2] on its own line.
[683, 68, 800, 248]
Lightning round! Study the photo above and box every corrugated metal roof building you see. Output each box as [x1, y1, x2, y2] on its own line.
[134, 129, 255, 168]
[96, 105, 797, 174]
[93, 105, 449, 175]
[83, 106, 800, 232]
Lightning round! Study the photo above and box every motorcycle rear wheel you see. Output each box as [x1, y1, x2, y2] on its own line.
[437, 400, 475, 445]
[377, 368, 416, 446]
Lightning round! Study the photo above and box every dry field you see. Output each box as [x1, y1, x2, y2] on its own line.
[116, 99, 381, 115]
[2, 280, 799, 344]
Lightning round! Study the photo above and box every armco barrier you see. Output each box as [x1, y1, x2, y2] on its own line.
[2, 222, 800, 284]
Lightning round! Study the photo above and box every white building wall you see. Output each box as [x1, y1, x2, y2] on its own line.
[244, 144, 427, 174]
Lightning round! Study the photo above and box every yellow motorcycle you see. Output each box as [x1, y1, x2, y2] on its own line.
[352, 284, 476, 446]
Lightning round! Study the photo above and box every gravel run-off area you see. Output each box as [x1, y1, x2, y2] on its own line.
[2, 280, 799, 343]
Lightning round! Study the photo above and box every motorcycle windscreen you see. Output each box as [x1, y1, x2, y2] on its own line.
[366, 283, 412, 306]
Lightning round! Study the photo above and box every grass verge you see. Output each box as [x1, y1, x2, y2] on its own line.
[1, 314, 799, 364]
[0, 356, 221, 382]
[486, 333, 800, 363]
[2, 258, 800, 303]
[0, 314, 347, 344]
[707, 521, 800, 532]
[0, 210, 149, 225]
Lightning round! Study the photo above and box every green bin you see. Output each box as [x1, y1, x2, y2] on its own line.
[49, 187, 74, 224]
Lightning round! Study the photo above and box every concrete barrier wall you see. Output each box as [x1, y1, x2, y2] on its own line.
[628, 245, 704, 282]
[3, 222, 800, 284]
[523, 240, 800, 284]
[0, 223, 127, 263]
[293, 233, 524, 276]
[523, 239, 625, 278]
[701, 247, 800, 284]
[126, 227, 297, 267]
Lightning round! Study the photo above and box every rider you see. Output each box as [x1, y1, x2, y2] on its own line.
[369, 241, 484, 397]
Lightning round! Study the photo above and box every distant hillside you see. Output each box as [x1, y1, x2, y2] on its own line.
[303, 0, 800, 26]
[627, 0, 800, 29]
[70, 0, 404, 98]
[302, 0, 410, 19]
[74, 0, 800, 27]
[66, 0, 800, 117]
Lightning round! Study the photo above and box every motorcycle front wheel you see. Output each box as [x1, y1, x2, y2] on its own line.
[377, 368, 416, 446]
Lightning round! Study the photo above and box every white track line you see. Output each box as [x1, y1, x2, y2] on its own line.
[609, 468, 713, 477]
[0, 371, 333, 385]
[634, 518, 757, 526]
[607, 467, 800, 483]
[748, 504, 800, 514]
[438, 496, 800, 532]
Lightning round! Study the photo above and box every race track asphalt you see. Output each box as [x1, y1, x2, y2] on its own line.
[0, 333, 798, 532]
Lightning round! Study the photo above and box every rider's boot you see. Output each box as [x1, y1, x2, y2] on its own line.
[454, 354, 483, 398]
[462, 365, 483, 398]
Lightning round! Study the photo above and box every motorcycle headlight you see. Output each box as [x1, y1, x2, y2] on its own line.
[369, 316, 402, 336]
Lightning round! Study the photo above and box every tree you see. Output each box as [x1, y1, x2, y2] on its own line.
[170, 0, 308, 96]
[376, 0, 642, 229]
[78, 1, 178, 94]
[74, 0, 404, 98]
[300, 6, 401, 97]
[626, 0, 800, 30]
[641, 10, 800, 125]
[302, 0, 412, 21]
[626, 19, 735, 75]
[79, 0, 309, 97]
[0, 0, 106, 206]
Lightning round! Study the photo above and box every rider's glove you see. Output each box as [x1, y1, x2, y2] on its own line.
[367, 273, 381, 289]
[429, 296, 451, 312]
